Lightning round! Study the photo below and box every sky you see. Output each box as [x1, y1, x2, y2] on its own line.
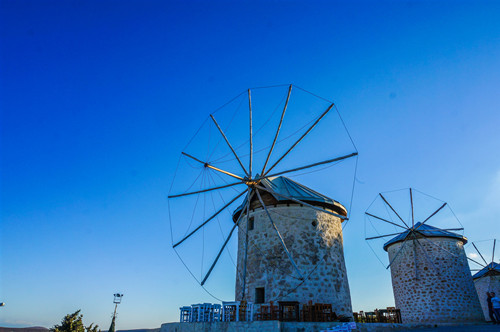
[1, 0, 500, 329]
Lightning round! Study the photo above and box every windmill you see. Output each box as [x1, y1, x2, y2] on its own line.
[364, 188, 483, 323]
[168, 84, 358, 309]
[468, 239, 500, 321]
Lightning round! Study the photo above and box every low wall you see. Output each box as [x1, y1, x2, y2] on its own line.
[160, 321, 489, 332]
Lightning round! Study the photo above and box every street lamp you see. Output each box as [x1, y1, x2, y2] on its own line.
[0, 302, 5, 307]
[108, 293, 123, 332]
[113, 293, 123, 304]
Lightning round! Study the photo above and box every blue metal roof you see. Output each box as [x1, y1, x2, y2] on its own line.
[472, 262, 500, 279]
[232, 176, 347, 220]
[383, 222, 467, 251]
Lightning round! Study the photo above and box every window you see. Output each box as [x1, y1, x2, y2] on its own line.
[249, 217, 254, 230]
[255, 287, 265, 304]
[312, 220, 318, 227]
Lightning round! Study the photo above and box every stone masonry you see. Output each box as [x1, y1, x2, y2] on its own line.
[234, 204, 352, 317]
[474, 275, 500, 321]
[387, 236, 484, 323]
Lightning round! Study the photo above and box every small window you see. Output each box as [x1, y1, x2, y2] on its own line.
[249, 217, 254, 230]
[312, 220, 318, 227]
[255, 287, 265, 304]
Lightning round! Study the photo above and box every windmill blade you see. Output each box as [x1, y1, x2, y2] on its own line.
[248, 89, 253, 177]
[379, 193, 411, 229]
[263, 103, 334, 177]
[172, 189, 247, 248]
[263, 152, 358, 179]
[256, 185, 347, 220]
[467, 256, 486, 268]
[210, 114, 249, 177]
[365, 232, 404, 241]
[182, 152, 244, 181]
[493, 239, 496, 263]
[414, 203, 447, 231]
[241, 187, 253, 299]
[387, 236, 411, 269]
[410, 188, 415, 228]
[168, 180, 245, 199]
[365, 212, 407, 230]
[261, 84, 292, 175]
[472, 242, 489, 266]
[200, 190, 249, 286]
[255, 189, 304, 279]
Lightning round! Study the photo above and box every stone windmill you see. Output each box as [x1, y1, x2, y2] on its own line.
[168, 85, 358, 314]
[469, 239, 500, 321]
[365, 188, 483, 323]
[232, 176, 353, 316]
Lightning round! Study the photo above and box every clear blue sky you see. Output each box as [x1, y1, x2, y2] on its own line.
[1, 0, 500, 329]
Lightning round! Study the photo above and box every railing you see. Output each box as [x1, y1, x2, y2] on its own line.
[353, 307, 401, 323]
[180, 300, 369, 323]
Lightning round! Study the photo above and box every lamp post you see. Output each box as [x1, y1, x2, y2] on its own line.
[108, 293, 123, 332]
[0, 302, 5, 307]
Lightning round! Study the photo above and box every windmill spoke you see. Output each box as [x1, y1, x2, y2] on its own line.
[467, 256, 486, 268]
[379, 194, 411, 229]
[387, 236, 411, 269]
[168, 181, 245, 199]
[241, 188, 252, 299]
[441, 228, 464, 231]
[261, 84, 292, 175]
[210, 114, 249, 177]
[417, 235, 459, 258]
[493, 239, 496, 263]
[201, 193, 250, 286]
[182, 152, 244, 181]
[365, 212, 407, 230]
[262, 152, 358, 179]
[248, 89, 253, 178]
[263, 103, 334, 177]
[255, 189, 304, 279]
[472, 242, 489, 266]
[414, 236, 440, 275]
[365, 232, 404, 241]
[256, 185, 347, 220]
[414, 203, 447, 231]
[172, 190, 247, 248]
[410, 188, 415, 228]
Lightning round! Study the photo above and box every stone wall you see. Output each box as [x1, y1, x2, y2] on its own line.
[234, 204, 352, 317]
[474, 275, 500, 321]
[387, 236, 483, 323]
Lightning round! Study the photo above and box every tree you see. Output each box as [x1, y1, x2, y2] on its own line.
[51, 310, 100, 332]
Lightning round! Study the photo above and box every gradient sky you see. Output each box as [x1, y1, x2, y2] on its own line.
[1, 0, 500, 329]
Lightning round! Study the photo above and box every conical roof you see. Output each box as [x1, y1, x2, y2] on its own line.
[383, 222, 467, 251]
[232, 176, 347, 221]
[472, 262, 500, 279]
